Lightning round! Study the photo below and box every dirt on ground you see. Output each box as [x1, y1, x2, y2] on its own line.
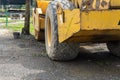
[0, 29, 120, 80]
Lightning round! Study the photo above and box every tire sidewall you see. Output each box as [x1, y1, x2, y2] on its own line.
[45, 4, 58, 57]
[45, 0, 79, 61]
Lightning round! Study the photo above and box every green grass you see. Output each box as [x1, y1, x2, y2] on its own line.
[0, 9, 5, 12]
[0, 17, 6, 23]
[0, 17, 24, 23]
[1, 19, 35, 35]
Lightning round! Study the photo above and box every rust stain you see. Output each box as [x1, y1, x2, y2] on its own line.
[101, 0, 107, 7]
[81, 0, 109, 10]
[82, 0, 94, 10]
[96, 0, 100, 9]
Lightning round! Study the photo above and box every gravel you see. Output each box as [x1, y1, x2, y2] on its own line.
[0, 29, 120, 80]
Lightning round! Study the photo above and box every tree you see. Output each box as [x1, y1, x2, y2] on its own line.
[22, 0, 30, 35]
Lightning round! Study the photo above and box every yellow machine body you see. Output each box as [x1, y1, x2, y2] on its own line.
[36, 0, 50, 14]
[33, 0, 50, 32]
[110, 0, 120, 8]
[33, 0, 120, 43]
[57, 9, 120, 42]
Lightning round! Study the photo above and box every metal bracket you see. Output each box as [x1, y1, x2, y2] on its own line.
[57, 3, 65, 23]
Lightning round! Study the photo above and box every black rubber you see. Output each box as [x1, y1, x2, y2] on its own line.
[45, 0, 79, 61]
[107, 42, 120, 57]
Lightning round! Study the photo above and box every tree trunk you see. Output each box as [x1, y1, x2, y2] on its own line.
[22, 0, 30, 35]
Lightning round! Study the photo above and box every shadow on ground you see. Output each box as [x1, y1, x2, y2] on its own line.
[0, 29, 120, 80]
[20, 45, 120, 80]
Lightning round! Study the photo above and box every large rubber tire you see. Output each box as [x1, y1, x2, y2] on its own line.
[107, 42, 120, 57]
[45, 0, 79, 61]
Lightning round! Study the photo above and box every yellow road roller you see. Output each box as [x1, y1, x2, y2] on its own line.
[33, 0, 120, 61]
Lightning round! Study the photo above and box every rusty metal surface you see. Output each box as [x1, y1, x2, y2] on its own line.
[70, 0, 110, 10]
[57, 9, 120, 43]
[82, 0, 110, 10]
[70, 0, 120, 10]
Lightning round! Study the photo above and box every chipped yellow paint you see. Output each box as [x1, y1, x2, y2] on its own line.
[57, 9, 80, 43]
[81, 10, 120, 30]
[34, 0, 120, 43]
[58, 9, 120, 43]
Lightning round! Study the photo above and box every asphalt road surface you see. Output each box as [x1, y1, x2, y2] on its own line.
[0, 29, 120, 80]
